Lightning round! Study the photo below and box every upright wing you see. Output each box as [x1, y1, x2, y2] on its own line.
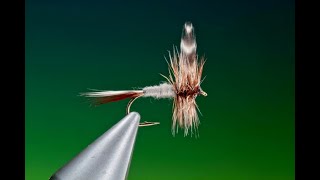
[180, 22, 197, 64]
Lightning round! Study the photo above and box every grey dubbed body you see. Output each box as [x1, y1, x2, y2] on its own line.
[142, 83, 175, 99]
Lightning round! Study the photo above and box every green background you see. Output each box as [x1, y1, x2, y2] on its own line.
[26, 0, 295, 179]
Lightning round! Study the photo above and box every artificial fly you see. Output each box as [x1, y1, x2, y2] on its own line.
[81, 22, 207, 136]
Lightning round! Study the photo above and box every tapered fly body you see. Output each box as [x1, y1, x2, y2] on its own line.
[81, 22, 207, 136]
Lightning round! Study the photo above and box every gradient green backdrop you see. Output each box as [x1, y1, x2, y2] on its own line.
[26, 0, 295, 179]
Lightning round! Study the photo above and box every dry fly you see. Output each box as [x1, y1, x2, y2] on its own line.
[81, 22, 207, 136]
